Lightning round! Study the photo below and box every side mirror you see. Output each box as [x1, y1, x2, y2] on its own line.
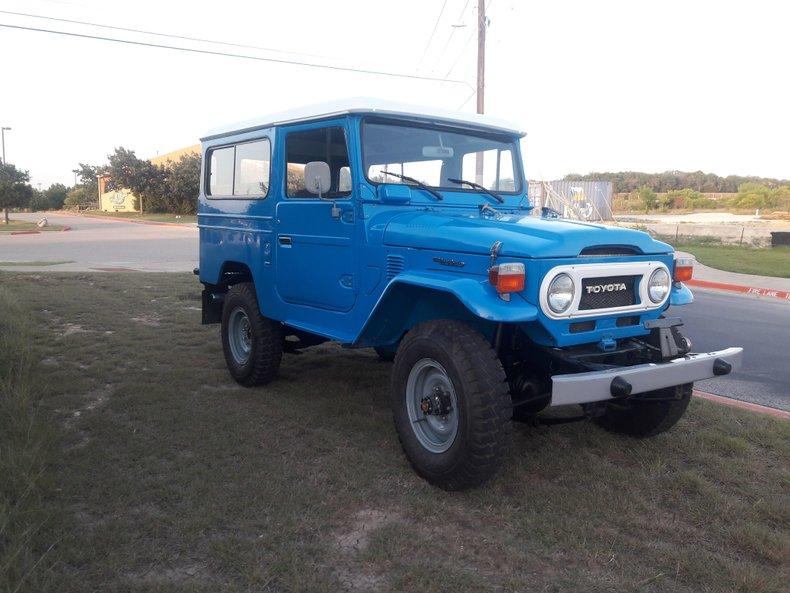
[304, 161, 331, 198]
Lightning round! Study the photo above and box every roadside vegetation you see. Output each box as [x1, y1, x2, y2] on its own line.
[661, 238, 790, 279]
[76, 210, 197, 224]
[0, 219, 66, 232]
[1, 271, 787, 592]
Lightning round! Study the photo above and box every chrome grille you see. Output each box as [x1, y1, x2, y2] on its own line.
[578, 275, 638, 310]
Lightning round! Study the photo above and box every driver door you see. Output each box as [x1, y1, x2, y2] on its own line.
[275, 123, 356, 312]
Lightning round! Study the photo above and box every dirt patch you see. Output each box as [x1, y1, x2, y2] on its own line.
[61, 323, 90, 336]
[125, 562, 212, 585]
[130, 314, 162, 327]
[336, 509, 399, 553]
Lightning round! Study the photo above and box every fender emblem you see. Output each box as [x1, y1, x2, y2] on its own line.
[432, 257, 466, 268]
[586, 282, 627, 294]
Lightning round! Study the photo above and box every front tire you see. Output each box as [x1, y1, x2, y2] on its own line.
[391, 320, 512, 490]
[593, 383, 693, 437]
[221, 283, 283, 387]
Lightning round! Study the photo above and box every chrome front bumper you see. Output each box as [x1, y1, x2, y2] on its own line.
[550, 347, 743, 407]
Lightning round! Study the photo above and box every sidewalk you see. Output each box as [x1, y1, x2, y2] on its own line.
[679, 251, 790, 300]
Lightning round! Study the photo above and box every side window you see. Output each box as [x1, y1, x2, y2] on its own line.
[234, 139, 270, 196]
[285, 127, 351, 198]
[208, 146, 234, 196]
[461, 149, 516, 191]
[207, 138, 271, 198]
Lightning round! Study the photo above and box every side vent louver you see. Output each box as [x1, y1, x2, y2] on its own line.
[385, 255, 405, 279]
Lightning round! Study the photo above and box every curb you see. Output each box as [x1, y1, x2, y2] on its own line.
[694, 390, 790, 419]
[687, 278, 790, 301]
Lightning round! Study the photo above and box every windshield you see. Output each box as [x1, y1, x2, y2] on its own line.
[362, 119, 522, 195]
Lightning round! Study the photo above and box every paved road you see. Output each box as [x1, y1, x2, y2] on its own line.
[681, 288, 789, 411]
[1, 213, 787, 409]
[0, 212, 197, 272]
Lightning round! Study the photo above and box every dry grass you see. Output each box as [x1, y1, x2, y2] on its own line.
[1, 271, 788, 592]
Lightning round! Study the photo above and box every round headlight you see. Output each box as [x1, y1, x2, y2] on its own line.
[548, 273, 575, 313]
[648, 268, 670, 303]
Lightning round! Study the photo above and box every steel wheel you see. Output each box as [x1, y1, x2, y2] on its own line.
[227, 306, 253, 365]
[405, 358, 459, 454]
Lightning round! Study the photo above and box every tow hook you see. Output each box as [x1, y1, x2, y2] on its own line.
[713, 358, 733, 376]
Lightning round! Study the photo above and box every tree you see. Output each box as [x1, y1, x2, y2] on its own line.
[106, 147, 166, 212]
[105, 147, 199, 214]
[164, 154, 200, 214]
[0, 162, 34, 224]
[636, 184, 658, 212]
[74, 163, 104, 201]
[63, 186, 94, 208]
[29, 183, 69, 211]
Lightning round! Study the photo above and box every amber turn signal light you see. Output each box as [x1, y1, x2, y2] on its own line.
[488, 262, 525, 294]
[674, 257, 694, 282]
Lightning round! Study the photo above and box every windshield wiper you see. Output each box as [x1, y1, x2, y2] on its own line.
[446, 177, 505, 204]
[381, 171, 443, 201]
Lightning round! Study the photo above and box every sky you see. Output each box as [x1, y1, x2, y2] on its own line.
[0, 0, 788, 188]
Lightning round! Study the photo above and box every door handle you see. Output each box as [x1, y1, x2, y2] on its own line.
[278, 235, 292, 246]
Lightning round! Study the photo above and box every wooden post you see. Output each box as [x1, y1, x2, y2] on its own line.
[475, 0, 486, 185]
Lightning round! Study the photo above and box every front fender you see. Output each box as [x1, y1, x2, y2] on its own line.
[670, 282, 694, 306]
[353, 271, 539, 347]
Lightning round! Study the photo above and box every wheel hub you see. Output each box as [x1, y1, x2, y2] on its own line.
[405, 358, 459, 454]
[420, 385, 453, 417]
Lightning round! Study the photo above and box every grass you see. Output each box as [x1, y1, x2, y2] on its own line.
[0, 219, 66, 232]
[659, 237, 790, 278]
[0, 283, 61, 592]
[79, 210, 197, 224]
[1, 271, 788, 592]
[0, 261, 75, 267]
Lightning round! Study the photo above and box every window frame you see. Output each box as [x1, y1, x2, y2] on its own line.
[205, 137, 272, 200]
[360, 116, 524, 196]
[283, 125, 353, 200]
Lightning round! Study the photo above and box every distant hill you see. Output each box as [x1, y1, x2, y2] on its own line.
[563, 171, 790, 194]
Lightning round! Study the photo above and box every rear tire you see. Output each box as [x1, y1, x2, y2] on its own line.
[593, 383, 693, 437]
[391, 320, 512, 490]
[221, 283, 283, 387]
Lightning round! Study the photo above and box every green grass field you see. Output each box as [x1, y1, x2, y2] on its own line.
[0, 219, 67, 232]
[80, 210, 197, 224]
[1, 272, 788, 593]
[670, 242, 790, 278]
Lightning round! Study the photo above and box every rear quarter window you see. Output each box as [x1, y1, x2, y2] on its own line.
[207, 138, 271, 198]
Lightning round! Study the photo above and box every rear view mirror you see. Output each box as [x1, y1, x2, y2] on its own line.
[422, 146, 454, 159]
[304, 161, 331, 197]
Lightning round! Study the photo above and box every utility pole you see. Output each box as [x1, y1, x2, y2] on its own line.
[1, 126, 10, 164]
[475, 1, 486, 184]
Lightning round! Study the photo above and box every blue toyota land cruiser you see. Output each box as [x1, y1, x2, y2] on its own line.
[197, 98, 742, 490]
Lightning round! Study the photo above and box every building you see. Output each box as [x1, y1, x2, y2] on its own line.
[528, 180, 613, 221]
[98, 144, 200, 212]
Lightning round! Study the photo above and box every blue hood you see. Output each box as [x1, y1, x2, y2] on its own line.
[383, 211, 672, 258]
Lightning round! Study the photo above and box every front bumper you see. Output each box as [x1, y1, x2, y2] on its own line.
[550, 347, 743, 407]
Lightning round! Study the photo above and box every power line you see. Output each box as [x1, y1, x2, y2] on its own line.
[416, 0, 449, 70]
[429, 0, 471, 73]
[0, 9, 324, 59]
[443, 0, 493, 80]
[0, 22, 472, 87]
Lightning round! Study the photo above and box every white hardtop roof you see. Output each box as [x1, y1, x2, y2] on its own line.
[202, 97, 525, 140]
